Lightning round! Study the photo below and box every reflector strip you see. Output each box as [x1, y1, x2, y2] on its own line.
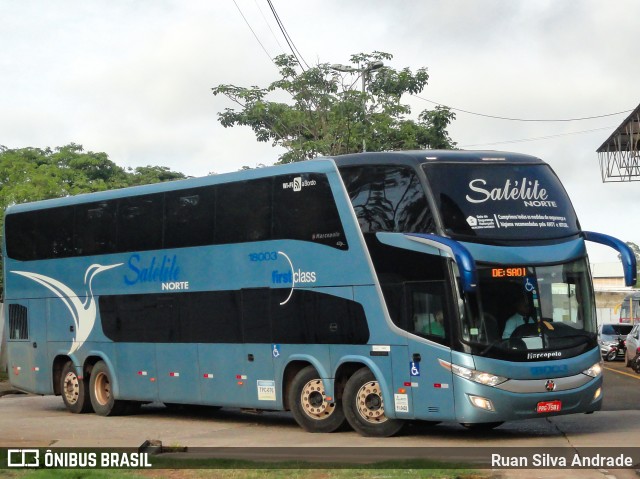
[169, 372, 180, 377]
[203, 373, 214, 379]
[32, 367, 40, 372]
[137, 371, 148, 376]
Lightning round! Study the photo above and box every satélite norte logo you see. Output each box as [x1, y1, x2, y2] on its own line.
[124, 254, 189, 291]
[282, 176, 316, 192]
[465, 177, 557, 208]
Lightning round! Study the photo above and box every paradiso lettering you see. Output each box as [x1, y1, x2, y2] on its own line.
[124, 254, 189, 290]
[465, 178, 557, 207]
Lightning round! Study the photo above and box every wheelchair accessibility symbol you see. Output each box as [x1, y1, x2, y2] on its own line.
[272, 344, 281, 359]
[410, 362, 420, 377]
[524, 277, 535, 292]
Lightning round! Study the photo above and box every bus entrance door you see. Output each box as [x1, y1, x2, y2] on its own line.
[404, 281, 455, 421]
[406, 340, 454, 421]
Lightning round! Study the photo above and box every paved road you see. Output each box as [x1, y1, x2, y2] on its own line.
[602, 359, 640, 411]
[1, 364, 640, 478]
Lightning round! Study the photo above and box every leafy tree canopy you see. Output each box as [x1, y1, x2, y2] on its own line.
[212, 52, 456, 164]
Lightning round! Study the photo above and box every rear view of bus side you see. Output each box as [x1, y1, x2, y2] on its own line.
[4, 150, 636, 437]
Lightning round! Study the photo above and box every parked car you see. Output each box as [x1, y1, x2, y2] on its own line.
[625, 324, 640, 366]
[598, 323, 633, 361]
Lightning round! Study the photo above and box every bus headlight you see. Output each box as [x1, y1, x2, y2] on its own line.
[440, 360, 508, 387]
[468, 395, 495, 411]
[582, 361, 603, 378]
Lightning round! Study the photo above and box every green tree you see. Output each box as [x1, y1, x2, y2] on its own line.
[212, 52, 456, 164]
[0, 143, 185, 292]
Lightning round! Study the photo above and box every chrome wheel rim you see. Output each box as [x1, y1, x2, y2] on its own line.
[300, 378, 335, 420]
[355, 380, 387, 423]
[63, 371, 80, 405]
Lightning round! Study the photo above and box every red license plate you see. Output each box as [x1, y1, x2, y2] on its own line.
[537, 400, 562, 413]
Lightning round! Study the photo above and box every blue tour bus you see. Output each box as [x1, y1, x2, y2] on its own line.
[3, 150, 636, 437]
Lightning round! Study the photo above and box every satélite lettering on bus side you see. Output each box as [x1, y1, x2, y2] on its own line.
[124, 254, 189, 291]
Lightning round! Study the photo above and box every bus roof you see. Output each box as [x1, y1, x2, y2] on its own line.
[5, 149, 544, 215]
[330, 149, 544, 168]
[5, 157, 340, 215]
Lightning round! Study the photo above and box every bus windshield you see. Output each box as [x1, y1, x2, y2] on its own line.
[423, 163, 580, 241]
[461, 258, 596, 359]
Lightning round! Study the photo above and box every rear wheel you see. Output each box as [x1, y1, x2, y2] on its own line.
[289, 366, 345, 433]
[89, 361, 128, 416]
[60, 361, 92, 413]
[342, 368, 404, 437]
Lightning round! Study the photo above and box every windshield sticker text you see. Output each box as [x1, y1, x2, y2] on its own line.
[466, 178, 557, 207]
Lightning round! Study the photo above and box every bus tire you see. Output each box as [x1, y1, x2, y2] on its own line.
[288, 366, 345, 433]
[342, 368, 404, 437]
[89, 361, 127, 416]
[60, 361, 92, 414]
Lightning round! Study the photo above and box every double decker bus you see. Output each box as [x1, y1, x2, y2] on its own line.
[4, 150, 636, 437]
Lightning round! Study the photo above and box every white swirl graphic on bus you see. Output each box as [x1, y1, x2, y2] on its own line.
[11, 263, 122, 354]
[269, 251, 316, 306]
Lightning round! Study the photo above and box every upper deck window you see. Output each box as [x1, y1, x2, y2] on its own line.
[423, 163, 580, 241]
[340, 165, 434, 234]
[4, 172, 348, 261]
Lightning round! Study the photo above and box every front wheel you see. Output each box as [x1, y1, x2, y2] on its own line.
[60, 361, 92, 413]
[605, 349, 617, 361]
[288, 366, 345, 433]
[342, 368, 404, 437]
[89, 361, 128, 416]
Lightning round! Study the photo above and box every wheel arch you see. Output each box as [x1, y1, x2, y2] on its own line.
[52, 355, 71, 396]
[83, 353, 120, 398]
[281, 360, 314, 411]
[334, 356, 394, 417]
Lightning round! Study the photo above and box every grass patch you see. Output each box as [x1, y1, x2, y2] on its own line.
[4, 458, 487, 479]
[9, 468, 486, 479]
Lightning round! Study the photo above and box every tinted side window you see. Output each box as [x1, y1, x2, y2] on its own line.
[164, 186, 215, 248]
[75, 201, 117, 256]
[340, 166, 434, 234]
[117, 194, 163, 252]
[100, 290, 369, 345]
[273, 173, 348, 250]
[216, 178, 272, 244]
[180, 291, 242, 342]
[5, 212, 37, 261]
[242, 289, 271, 343]
[35, 206, 75, 259]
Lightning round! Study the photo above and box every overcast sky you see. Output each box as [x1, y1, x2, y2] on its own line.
[1, 1, 639, 262]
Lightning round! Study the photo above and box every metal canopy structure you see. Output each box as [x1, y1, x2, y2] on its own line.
[597, 103, 640, 182]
